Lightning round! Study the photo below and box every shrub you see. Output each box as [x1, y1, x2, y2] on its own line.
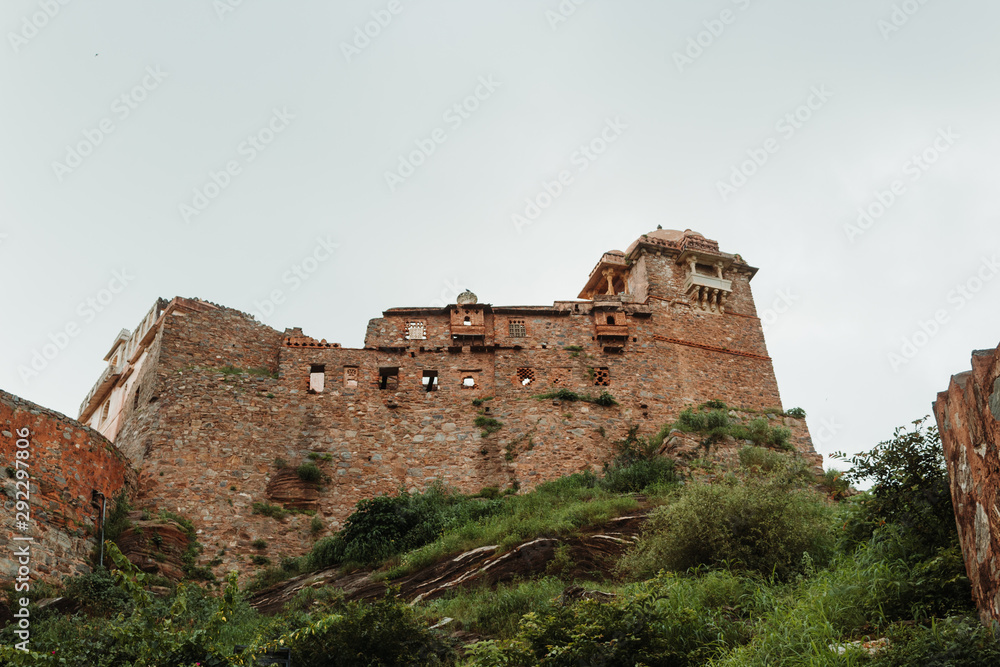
[252, 502, 289, 520]
[599, 426, 678, 493]
[296, 463, 322, 483]
[871, 616, 1000, 667]
[834, 418, 955, 556]
[286, 596, 455, 666]
[274, 457, 288, 469]
[784, 406, 807, 419]
[250, 555, 270, 566]
[307, 485, 505, 568]
[620, 476, 835, 581]
[63, 567, 132, 615]
[475, 416, 504, 437]
[102, 492, 133, 544]
[251, 538, 267, 549]
[466, 572, 753, 666]
[534, 390, 618, 406]
[310, 516, 324, 534]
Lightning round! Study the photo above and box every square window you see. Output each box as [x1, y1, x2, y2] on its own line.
[508, 319, 526, 337]
[461, 375, 477, 389]
[406, 321, 426, 340]
[516, 367, 535, 386]
[593, 367, 610, 387]
[344, 366, 358, 388]
[379, 367, 399, 390]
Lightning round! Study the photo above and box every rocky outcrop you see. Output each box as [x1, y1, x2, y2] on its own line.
[934, 342, 1000, 628]
[265, 468, 319, 511]
[116, 514, 192, 581]
[249, 513, 647, 615]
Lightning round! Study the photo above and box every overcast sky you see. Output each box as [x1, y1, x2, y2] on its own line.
[2, 0, 998, 469]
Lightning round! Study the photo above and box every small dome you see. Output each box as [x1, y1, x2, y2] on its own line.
[606, 249, 625, 256]
[456, 290, 478, 305]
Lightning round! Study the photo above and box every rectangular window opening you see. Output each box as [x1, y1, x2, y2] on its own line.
[309, 364, 326, 394]
[344, 366, 358, 388]
[593, 367, 610, 387]
[516, 367, 535, 386]
[422, 370, 439, 392]
[379, 367, 399, 390]
[508, 319, 526, 338]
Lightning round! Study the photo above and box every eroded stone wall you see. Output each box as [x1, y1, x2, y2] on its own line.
[0, 391, 135, 584]
[934, 343, 1000, 628]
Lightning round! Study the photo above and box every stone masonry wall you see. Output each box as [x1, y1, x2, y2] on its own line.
[117, 294, 814, 582]
[934, 342, 1000, 628]
[0, 391, 135, 585]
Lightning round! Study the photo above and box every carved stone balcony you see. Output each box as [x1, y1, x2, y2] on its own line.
[595, 324, 629, 338]
[451, 325, 485, 337]
[684, 273, 732, 313]
[78, 362, 124, 421]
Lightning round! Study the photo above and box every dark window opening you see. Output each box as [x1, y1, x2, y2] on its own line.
[133, 385, 141, 410]
[593, 367, 610, 386]
[422, 371, 439, 392]
[379, 367, 399, 390]
[606, 315, 616, 325]
[463, 316, 471, 326]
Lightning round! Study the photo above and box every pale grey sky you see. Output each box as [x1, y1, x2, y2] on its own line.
[2, 0, 999, 468]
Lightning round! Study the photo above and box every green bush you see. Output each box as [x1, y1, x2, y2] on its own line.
[599, 426, 678, 493]
[286, 596, 455, 666]
[62, 567, 132, 615]
[467, 571, 754, 666]
[252, 502, 289, 520]
[307, 485, 506, 568]
[870, 617, 1000, 667]
[475, 416, 504, 436]
[620, 476, 835, 581]
[835, 419, 955, 557]
[296, 462, 323, 483]
[784, 407, 807, 419]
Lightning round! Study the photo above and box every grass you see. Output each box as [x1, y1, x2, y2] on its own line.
[252, 502, 289, 520]
[385, 474, 638, 577]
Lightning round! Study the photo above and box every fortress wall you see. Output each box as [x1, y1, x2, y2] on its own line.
[0, 391, 134, 584]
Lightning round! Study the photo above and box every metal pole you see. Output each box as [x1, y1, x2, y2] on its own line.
[98, 492, 106, 568]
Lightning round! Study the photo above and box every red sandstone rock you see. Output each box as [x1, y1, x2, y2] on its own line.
[934, 343, 1000, 627]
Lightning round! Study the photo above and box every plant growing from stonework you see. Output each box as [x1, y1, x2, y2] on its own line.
[297, 462, 323, 483]
[475, 416, 503, 437]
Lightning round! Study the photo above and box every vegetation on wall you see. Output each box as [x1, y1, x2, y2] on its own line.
[3, 417, 994, 666]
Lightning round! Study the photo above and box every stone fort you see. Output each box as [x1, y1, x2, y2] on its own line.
[2, 228, 819, 582]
